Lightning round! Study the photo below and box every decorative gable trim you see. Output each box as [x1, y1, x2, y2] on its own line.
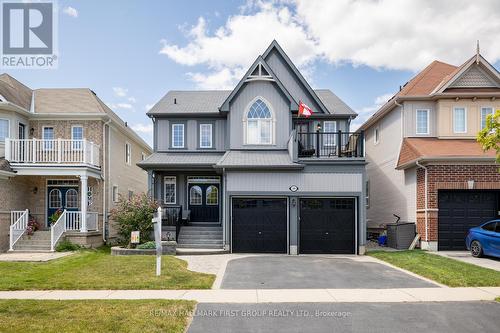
[432, 54, 500, 94]
[262, 40, 329, 114]
[219, 56, 298, 112]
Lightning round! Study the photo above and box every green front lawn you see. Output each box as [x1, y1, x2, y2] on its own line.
[369, 250, 500, 287]
[0, 300, 195, 333]
[0, 247, 214, 290]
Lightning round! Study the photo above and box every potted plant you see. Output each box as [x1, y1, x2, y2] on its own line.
[26, 216, 40, 237]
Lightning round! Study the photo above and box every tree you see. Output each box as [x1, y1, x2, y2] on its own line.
[477, 109, 500, 170]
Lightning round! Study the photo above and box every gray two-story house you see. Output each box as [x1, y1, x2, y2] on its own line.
[139, 41, 366, 255]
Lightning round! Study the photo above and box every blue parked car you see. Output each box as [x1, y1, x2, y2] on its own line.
[465, 219, 500, 258]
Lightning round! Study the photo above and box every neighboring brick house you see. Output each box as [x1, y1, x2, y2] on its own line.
[0, 74, 152, 252]
[359, 50, 500, 251]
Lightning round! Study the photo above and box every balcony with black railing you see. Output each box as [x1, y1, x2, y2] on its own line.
[296, 130, 364, 158]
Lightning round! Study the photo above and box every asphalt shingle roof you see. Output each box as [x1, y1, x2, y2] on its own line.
[216, 150, 303, 169]
[138, 152, 225, 167]
[148, 89, 356, 116]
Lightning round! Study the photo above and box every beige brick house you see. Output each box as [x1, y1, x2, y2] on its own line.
[359, 50, 500, 251]
[0, 74, 152, 252]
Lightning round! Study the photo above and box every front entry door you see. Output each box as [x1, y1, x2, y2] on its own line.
[188, 183, 220, 223]
[47, 186, 79, 226]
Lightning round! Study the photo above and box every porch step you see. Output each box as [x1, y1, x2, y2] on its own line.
[14, 245, 51, 251]
[177, 225, 223, 249]
[13, 230, 52, 252]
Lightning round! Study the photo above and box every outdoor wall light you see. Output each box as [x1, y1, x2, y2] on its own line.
[32, 187, 38, 194]
[316, 123, 322, 131]
[29, 128, 35, 136]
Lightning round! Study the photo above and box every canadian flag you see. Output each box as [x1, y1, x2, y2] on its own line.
[298, 100, 312, 118]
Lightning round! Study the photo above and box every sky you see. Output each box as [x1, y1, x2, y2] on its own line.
[3, 0, 500, 147]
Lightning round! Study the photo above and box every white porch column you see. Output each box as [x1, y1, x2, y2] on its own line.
[80, 175, 88, 232]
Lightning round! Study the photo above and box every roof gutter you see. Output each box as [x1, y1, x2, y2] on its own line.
[396, 156, 496, 170]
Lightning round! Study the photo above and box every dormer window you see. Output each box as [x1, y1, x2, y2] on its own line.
[245, 98, 274, 145]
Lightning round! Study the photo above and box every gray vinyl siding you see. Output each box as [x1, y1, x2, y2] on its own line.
[365, 106, 417, 226]
[155, 118, 226, 151]
[265, 48, 322, 113]
[229, 80, 291, 149]
[403, 101, 437, 137]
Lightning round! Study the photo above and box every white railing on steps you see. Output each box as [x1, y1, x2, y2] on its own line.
[50, 210, 67, 252]
[9, 209, 29, 251]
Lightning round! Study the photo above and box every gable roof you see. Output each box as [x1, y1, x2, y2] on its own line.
[396, 138, 496, 169]
[262, 40, 330, 114]
[34, 89, 107, 114]
[0, 73, 33, 110]
[219, 55, 298, 112]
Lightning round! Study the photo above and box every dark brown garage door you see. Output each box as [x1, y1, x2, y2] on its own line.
[299, 198, 355, 254]
[232, 198, 287, 253]
[438, 191, 499, 251]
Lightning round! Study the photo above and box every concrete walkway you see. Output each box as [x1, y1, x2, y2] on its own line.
[435, 251, 500, 272]
[0, 252, 74, 262]
[0, 287, 499, 303]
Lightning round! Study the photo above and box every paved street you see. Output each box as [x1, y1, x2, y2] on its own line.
[188, 302, 500, 333]
[221, 256, 437, 289]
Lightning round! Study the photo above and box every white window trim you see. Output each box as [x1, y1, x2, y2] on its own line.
[71, 125, 84, 151]
[415, 109, 430, 135]
[42, 126, 55, 151]
[243, 96, 276, 146]
[206, 185, 219, 206]
[0, 118, 10, 142]
[199, 123, 213, 148]
[373, 126, 380, 145]
[323, 121, 337, 147]
[163, 176, 176, 204]
[125, 142, 131, 165]
[189, 185, 203, 206]
[171, 123, 185, 148]
[112, 185, 119, 203]
[480, 106, 493, 130]
[453, 107, 467, 133]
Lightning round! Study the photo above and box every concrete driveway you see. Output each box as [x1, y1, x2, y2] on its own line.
[435, 251, 500, 272]
[188, 302, 500, 333]
[220, 256, 437, 289]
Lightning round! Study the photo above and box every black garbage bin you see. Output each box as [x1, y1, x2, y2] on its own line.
[386, 223, 416, 250]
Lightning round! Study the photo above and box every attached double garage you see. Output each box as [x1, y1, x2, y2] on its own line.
[225, 169, 365, 255]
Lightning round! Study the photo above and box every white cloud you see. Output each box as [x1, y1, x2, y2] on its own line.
[128, 97, 137, 103]
[112, 87, 128, 98]
[350, 93, 394, 131]
[160, 0, 500, 89]
[107, 102, 134, 111]
[63, 6, 78, 18]
[131, 123, 153, 146]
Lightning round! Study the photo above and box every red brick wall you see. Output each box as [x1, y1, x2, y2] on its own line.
[416, 164, 500, 241]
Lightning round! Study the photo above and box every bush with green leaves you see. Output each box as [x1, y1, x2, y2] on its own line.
[136, 241, 156, 249]
[110, 193, 159, 247]
[56, 240, 82, 252]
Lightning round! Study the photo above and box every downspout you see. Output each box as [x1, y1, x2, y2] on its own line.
[415, 159, 429, 244]
[222, 167, 227, 250]
[102, 119, 112, 242]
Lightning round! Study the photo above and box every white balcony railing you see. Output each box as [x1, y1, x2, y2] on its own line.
[5, 138, 100, 167]
[9, 209, 29, 251]
[50, 210, 99, 251]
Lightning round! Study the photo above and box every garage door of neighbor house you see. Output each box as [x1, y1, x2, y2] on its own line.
[299, 198, 356, 254]
[232, 198, 287, 253]
[438, 191, 499, 251]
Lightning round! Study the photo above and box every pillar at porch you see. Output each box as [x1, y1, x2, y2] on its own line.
[80, 175, 88, 232]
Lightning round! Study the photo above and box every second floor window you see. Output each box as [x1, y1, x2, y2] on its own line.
[199, 123, 213, 148]
[172, 123, 184, 148]
[125, 143, 131, 165]
[453, 107, 467, 133]
[481, 107, 493, 130]
[72, 126, 83, 150]
[323, 121, 337, 146]
[43, 127, 54, 150]
[0, 119, 9, 142]
[246, 98, 273, 145]
[416, 109, 429, 134]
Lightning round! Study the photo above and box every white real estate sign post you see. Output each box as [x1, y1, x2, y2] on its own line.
[152, 207, 162, 276]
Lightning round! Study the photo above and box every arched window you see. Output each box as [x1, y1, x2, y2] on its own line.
[206, 185, 218, 205]
[65, 189, 78, 208]
[246, 98, 273, 145]
[49, 189, 62, 208]
[189, 186, 202, 205]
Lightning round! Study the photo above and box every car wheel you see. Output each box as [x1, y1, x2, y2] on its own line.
[470, 240, 483, 258]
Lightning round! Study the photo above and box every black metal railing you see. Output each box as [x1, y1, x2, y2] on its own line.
[297, 131, 364, 158]
[162, 205, 182, 241]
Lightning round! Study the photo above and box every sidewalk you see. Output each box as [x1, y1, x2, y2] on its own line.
[0, 287, 499, 303]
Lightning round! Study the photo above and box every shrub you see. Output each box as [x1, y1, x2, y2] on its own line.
[56, 240, 81, 252]
[136, 241, 156, 249]
[26, 216, 41, 236]
[49, 209, 63, 225]
[110, 193, 159, 248]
